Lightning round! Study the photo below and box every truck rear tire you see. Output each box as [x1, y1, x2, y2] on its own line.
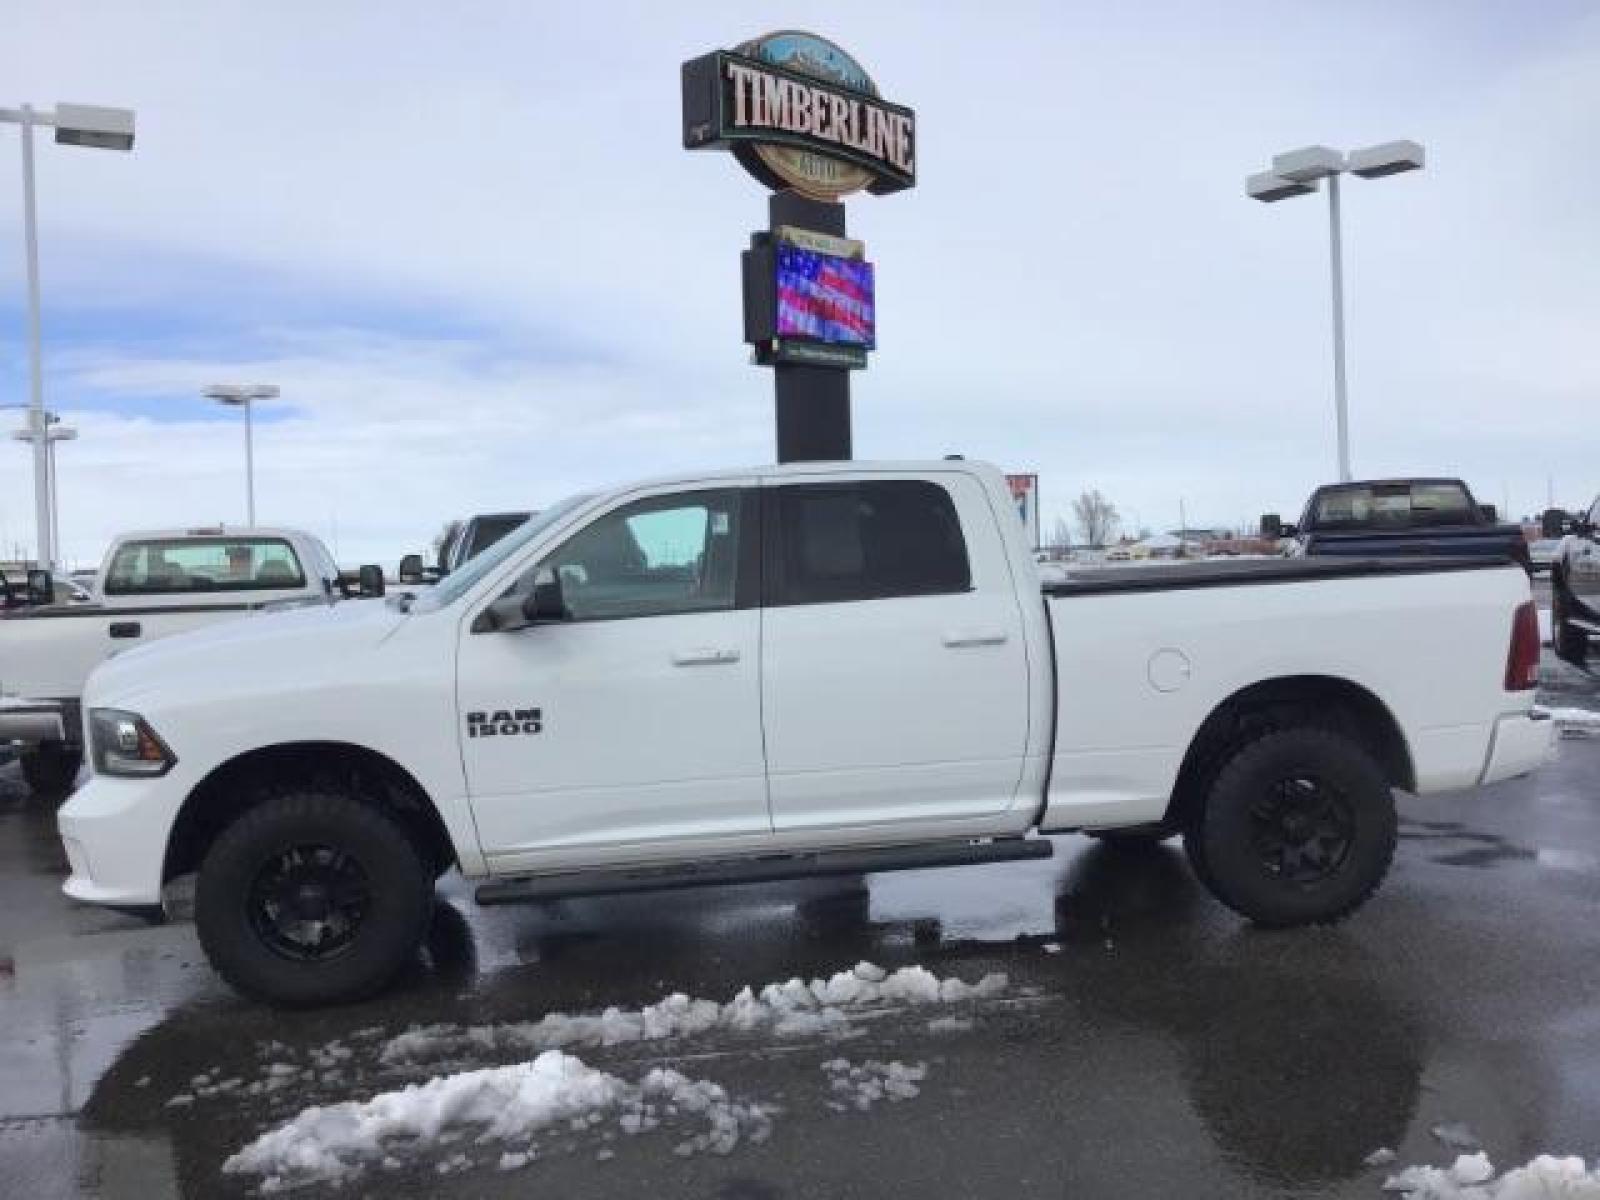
[1186, 728, 1396, 928]
[20, 745, 82, 795]
[1553, 581, 1590, 665]
[195, 790, 433, 1007]
[1557, 620, 1590, 665]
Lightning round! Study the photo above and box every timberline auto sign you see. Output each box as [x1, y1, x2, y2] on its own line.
[682, 31, 916, 201]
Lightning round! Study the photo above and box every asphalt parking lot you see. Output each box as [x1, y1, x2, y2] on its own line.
[1, 653, 1597, 1200]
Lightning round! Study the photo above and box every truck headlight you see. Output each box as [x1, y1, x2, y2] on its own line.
[88, 708, 176, 777]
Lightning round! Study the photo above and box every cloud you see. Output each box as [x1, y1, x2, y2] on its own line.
[1, 0, 1597, 564]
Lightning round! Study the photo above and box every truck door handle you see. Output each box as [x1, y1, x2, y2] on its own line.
[942, 630, 1008, 648]
[109, 621, 142, 640]
[671, 647, 741, 666]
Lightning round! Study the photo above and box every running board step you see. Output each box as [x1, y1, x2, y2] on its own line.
[475, 837, 1054, 905]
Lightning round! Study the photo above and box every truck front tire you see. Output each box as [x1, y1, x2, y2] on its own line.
[195, 790, 433, 1007]
[1186, 728, 1396, 928]
[20, 744, 82, 795]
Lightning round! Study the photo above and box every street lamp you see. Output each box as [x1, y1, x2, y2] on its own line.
[0, 102, 136, 570]
[203, 384, 279, 525]
[1246, 140, 1424, 482]
[11, 416, 76, 565]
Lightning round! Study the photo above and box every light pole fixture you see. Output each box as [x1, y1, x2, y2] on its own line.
[0, 101, 136, 571]
[1246, 139, 1424, 482]
[11, 415, 77, 566]
[204, 384, 279, 526]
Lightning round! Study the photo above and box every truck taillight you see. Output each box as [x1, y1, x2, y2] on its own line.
[1505, 601, 1540, 691]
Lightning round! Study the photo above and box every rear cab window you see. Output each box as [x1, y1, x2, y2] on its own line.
[766, 479, 972, 605]
[104, 538, 307, 596]
[1310, 481, 1474, 529]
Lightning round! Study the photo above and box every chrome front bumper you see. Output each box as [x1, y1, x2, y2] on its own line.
[0, 696, 70, 744]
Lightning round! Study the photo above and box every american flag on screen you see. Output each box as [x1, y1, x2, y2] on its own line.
[776, 244, 876, 348]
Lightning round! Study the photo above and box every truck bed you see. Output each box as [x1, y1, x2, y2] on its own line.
[1038, 552, 1533, 831]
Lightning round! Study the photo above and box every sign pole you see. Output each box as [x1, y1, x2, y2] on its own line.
[682, 31, 915, 468]
[769, 191, 851, 463]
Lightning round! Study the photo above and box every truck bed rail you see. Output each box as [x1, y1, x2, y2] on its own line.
[1044, 555, 1516, 597]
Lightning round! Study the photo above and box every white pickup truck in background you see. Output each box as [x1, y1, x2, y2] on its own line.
[57, 460, 1552, 1006]
[0, 527, 346, 792]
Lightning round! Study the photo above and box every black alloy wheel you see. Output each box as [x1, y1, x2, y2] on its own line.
[247, 843, 373, 962]
[1248, 774, 1355, 886]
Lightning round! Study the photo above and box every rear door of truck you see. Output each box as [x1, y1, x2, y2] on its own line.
[758, 469, 1033, 831]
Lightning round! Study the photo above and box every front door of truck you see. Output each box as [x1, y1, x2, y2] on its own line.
[458, 483, 769, 867]
[759, 473, 1032, 832]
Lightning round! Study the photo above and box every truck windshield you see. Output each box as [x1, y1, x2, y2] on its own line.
[413, 494, 592, 611]
[1310, 482, 1474, 529]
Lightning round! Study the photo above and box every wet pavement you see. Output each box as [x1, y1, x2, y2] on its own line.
[1, 658, 1597, 1199]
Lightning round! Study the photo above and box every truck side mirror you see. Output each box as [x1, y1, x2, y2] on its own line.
[1542, 509, 1569, 538]
[398, 554, 424, 584]
[529, 574, 567, 622]
[358, 564, 385, 598]
[476, 573, 568, 635]
[26, 568, 54, 607]
[1260, 514, 1282, 539]
[1478, 504, 1498, 523]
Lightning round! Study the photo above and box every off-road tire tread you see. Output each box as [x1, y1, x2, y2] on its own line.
[1186, 726, 1396, 929]
[21, 745, 82, 795]
[195, 789, 432, 1008]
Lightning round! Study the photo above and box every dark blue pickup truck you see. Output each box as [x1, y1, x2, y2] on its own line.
[1544, 495, 1600, 665]
[1263, 478, 1531, 571]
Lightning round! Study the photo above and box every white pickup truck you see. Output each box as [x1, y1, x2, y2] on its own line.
[1, 527, 345, 792]
[57, 461, 1552, 1006]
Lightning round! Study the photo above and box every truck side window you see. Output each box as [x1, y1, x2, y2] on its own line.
[770, 480, 971, 605]
[521, 489, 743, 622]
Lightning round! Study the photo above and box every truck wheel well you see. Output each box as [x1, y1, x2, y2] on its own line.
[1165, 676, 1415, 830]
[164, 742, 456, 884]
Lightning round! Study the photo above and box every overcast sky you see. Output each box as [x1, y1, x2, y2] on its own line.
[3, 1, 1597, 567]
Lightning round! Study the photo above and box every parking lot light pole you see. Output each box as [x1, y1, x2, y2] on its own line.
[204, 384, 279, 526]
[11, 417, 76, 565]
[0, 102, 136, 570]
[1246, 140, 1425, 483]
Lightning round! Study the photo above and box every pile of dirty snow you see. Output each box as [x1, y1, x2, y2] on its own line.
[380, 961, 1008, 1065]
[222, 1050, 771, 1190]
[1382, 1151, 1600, 1197]
[820, 1058, 927, 1112]
[225, 961, 1008, 1188]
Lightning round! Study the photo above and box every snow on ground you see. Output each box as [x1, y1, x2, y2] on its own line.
[222, 962, 1007, 1189]
[1382, 1151, 1600, 1197]
[223, 1050, 773, 1191]
[820, 1058, 927, 1112]
[379, 961, 1008, 1066]
[1538, 649, 1599, 706]
[1534, 706, 1600, 739]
